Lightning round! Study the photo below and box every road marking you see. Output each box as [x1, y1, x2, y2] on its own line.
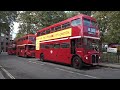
[28, 60, 45, 65]
[55, 68, 99, 79]
[0, 71, 5, 79]
[32, 62, 37, 64]
[40, 64, 45, 65]
[28, 59, 38, 61]
[0, 66, 15, 79]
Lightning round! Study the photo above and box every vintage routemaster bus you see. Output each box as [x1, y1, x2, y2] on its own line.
[16, 34, 35, 58]
[7, 41, 16, 55]
[35, 14, 101, 69]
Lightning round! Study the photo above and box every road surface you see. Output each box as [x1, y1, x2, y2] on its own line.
[0, 52, 120, 79]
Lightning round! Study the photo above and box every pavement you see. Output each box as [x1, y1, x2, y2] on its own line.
[99, 63, 120, 69]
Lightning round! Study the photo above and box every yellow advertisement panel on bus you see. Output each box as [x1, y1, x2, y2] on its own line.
[36, 28, 72, 50]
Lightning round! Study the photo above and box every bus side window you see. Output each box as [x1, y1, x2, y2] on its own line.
[62, 22, 70, 29]
[41, 31, 45, 35]
[55, 25, 61, 32]
[37, 32, 41, 36]
[45, 44, 50, 49]
[46, 29, 50, 34]
[51, 27, 55, 33]
[49, 44, 54, 48]
[54, 44, 60, 49]
[61, 43, 70, 48]
[40, 44, 45, 48]
[26, 36, 28, 40]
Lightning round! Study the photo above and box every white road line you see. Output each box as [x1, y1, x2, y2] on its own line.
[40, 64, 45, 65]
[55, 68, 99, 79]
[28, 60, 45, 65]
[28, 59, 38, 61]
[1, 67, 15, 79]
[32, 62, 37, 64]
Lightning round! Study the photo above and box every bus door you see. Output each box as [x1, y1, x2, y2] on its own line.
[57, 42, 71, 64]
[71, 39, 76, 54]
[52, 43, 60, 62]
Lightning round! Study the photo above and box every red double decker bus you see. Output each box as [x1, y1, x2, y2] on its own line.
[7, 41, 16, 55]
[16, 34, 35, 58]
[35, 14, 101, 69]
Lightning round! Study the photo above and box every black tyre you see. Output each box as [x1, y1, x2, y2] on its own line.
[72, 56, 83, 69]
[40, 54, 44, 62]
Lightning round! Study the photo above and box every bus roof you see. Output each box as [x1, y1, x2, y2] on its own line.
[15, 34, 35, 42]
[36, 14, 96, 33]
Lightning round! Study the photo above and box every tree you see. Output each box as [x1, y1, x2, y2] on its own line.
[65, 11, 92, 18]
[93, 11, 120, 44]
[0, 11, 18, 52]
[16, 11, 67, 39]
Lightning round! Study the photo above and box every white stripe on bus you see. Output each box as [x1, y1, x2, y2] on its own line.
[39, 36, 100, 43]
[70, 36, 81, 39]
[17, 44, 35, 46]
[84, 36, 100, 39]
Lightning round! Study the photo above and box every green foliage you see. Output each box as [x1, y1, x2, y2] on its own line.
[93, 11, 120, 44]
[0, 11, 18, 33]
[15, 11, 120, 44]
[65, 11, 91, 18]
[16, 11, 67, 39]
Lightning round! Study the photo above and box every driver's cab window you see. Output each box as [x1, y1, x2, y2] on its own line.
[76, 38, 82, 48]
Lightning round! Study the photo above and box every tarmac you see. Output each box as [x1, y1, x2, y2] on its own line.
[1, 52, 120, 79]
[0, 71, 5, 79]
[0, 66, 5, 79]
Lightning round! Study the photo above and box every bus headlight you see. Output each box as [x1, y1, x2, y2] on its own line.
[86, 56, 88, 60]
[99, 56, 100, 59]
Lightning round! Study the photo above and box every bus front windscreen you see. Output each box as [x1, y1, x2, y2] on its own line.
[29, 36, 35, 41]
[83, 18, 97, 27]
[84, 38, 100, 51]
[28, 45, 35, 50]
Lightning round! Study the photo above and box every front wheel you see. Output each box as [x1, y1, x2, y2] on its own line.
[72, 56, 83, 69]
[40, 54, 44, 62]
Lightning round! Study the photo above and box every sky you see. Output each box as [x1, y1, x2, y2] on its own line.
[12, 22, 19, 40]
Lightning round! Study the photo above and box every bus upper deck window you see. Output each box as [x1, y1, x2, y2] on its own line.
[71, 18, 81, 26]
[91, 21, 97, 27]
[83, 18, 90, 26]
[37, 32, 41, 36]
[51, 27, 55, 33]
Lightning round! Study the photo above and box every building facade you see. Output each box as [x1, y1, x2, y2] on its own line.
[0, 31, 12, 52]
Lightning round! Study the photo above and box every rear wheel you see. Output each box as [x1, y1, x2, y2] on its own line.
[72, 56, 83, 69]
[40, 54, 44, 62]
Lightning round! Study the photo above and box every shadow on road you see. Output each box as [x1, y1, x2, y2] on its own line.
[38, 60, 102, 70]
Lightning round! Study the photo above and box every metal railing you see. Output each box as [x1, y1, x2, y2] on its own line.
[101, 52, 120, 63]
